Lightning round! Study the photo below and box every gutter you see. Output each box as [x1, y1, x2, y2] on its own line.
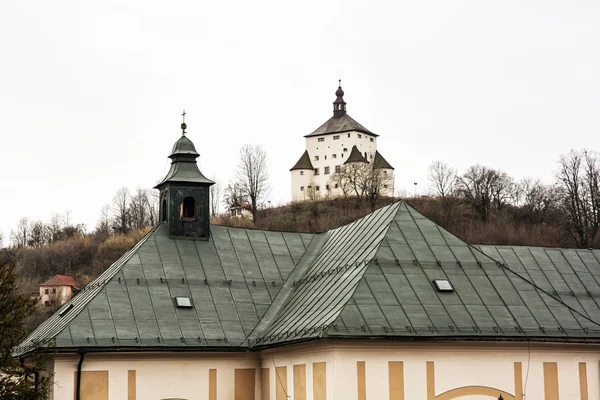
[76, 349, 86, 400]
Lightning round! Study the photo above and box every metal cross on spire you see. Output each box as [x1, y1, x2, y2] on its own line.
[181, 109, 187, 135]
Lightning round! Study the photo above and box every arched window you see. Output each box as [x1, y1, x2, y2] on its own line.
[181, 197, 196, 220]
[161, 199, 167, 222]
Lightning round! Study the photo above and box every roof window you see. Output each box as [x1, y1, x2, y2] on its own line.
[433, 280, 454, 292]
[59, 303, 74, 317]
[175, 297, 193, 308]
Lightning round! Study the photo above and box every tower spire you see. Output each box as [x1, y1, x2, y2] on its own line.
[333, 80, 347, 118]
[181, 109, 187, 136]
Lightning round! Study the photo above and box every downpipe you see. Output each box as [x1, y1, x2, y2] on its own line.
[76, 350, 87, 400]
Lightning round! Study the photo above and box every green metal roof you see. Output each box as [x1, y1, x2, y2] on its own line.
[155, 134, 214, 188]
[15, 202, 600, 356]
[304, 114, 378, 137]
[290, 150, 314, 171]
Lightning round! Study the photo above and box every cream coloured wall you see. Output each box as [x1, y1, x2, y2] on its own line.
[47, 340, 594, 399]
[51, 352, 261, 400]
[40, 285, 72, 306]
[261, 340, 598, 400]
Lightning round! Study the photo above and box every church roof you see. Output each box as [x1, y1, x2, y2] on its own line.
[15, 202, 600, 356]
[344, 145, 369, 164]
[304, 114, 378, 137]
[372, 150, 394, 170]
[290, 150, 314, 171]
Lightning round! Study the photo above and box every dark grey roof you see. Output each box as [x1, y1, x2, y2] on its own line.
[290, 150, 314, 171]
[15, 203, 600, 356]
[304, 114, 378, 137]
[344, 145, 369, 164]
[372, 151, 394, 170]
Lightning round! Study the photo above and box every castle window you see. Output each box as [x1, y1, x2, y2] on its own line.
[181, 197, 196, 220]
[333, 135, 340, 140]
[370, 154, 373, 159]
[308, 186, 312, 189]
[161, 198, 167, 222]
[325, 155, 327, 160]
[370, 138, 374, 142]
[314, 168, 320, 175]
[300, 186, 304, 191]
[44, 289, 49, 294]
[314, 155, 319, 161]
[384, 185, 389, 189]
[343, 148, 348, 152]
[316, 186, 320, 191]
[358, 134, 362, 138]
[52, 288, 56, 294]
[347, 133, 351, 138]
[384, 171, 388, 175]
[364, 152, 367, 158]
[300, 171, 304, 175]
[326, 184, 330, 190]
[324, 166, 330, 174]
[318, 137, 325, 142]
[335, 184, 339, 189]
[332, 154, 337, 159]
[335, 165, 341, 173]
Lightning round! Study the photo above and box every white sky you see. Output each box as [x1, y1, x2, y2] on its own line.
[1, 0, 599, 241]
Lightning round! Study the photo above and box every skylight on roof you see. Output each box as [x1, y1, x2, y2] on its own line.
[432, 279, 454, 292]
[59, 303, 74, 317]
[175, 297, 193, 308]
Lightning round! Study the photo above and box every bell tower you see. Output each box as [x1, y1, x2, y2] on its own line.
[154, 113, 214, 239]
[332, 79, 347, 118]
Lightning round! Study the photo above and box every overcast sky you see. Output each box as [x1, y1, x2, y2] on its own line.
[1, 0, 599, 242]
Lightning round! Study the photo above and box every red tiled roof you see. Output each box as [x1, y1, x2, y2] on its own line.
[40, 274, 81, 290]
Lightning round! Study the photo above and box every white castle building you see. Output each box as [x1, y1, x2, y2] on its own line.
[290, 82, 395, 201]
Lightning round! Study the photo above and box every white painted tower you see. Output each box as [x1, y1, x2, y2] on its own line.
[290, 82, 395, 201]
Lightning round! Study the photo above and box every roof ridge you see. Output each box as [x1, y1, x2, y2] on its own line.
[13, 225, 160, 357]
[403, 204, 600, 331]
[477, 245, 600, 328]
[252, 202, 401, 346]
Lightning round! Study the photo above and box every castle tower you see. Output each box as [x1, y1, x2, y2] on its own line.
[290, 82, 394, 200]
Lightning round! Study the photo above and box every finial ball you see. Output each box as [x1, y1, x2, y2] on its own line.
[181, 122, 187, 131]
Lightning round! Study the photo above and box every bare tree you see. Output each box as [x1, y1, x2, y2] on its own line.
[456, 165, 516, 222]
[223, 183, 247, 211]
[129, 188, 154, 230]
[328, 171, 352, 198]
[428, 161, 456, 199]
[358, 165, 394, 210]
[95, 204, 112, 240]
[517, 178, 558, 223]
[233, 144, 270, 220]
[28, 220, 47, 247]
[112, 187, 131, 234]
[556, 150, 600, 248]
[10, 217, 29, 248]
[330, 163, 392, 209]
[0, 232, 4, 248]
[209, 177, 223, 217]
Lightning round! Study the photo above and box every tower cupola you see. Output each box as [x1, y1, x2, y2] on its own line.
[333, 80, 347, 118]
[155, 113, 214, 239]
